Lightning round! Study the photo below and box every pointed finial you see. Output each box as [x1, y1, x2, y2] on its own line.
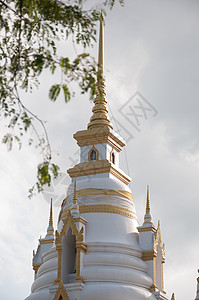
[142, 185, 154, 227]
[73, 177, 78, 205]
[49, 198, 53, 227]
[146, 184, 151, 214]
[71, 177, 79, 216]
[44, 199, 54, 238]
[171, 293, 175, 300]
[158, 220, 160, 229]
[98, 13, 104, 78]
[87, 14, 113, 130]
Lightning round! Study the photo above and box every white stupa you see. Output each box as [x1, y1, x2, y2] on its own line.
[25, 16, 171, 300]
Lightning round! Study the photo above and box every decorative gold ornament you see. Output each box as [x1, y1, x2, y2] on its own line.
[53, 280, 70, 300]
[33, 263, 41, 274]
[79, 204, 137, 220]
[59, 202, 136, 221]
[150, 284, 158, 292]
[77, 188, 133, 200]
[59, 188, 133, 216]
[74, 126, 125, 152]
[39, 238, 54, 244]
[137, 227, 156, 233]
[142, 249, 157, 261]
[153, 221, 165, 261]
[67, 159, 131, 185]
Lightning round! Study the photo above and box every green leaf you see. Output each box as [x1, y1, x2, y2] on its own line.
[50, 163, 59, 178]
[49, 84, 61, 101]
[37, 161, 51, 186]
[62, 84, 71, 103]
[2, 133, 13, 151]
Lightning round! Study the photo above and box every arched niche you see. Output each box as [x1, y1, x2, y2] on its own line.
[54, 211, 87, 286]
[110, 148, 115, 164]
[62, 226, 76, 284]
[88, 145, 99, 161]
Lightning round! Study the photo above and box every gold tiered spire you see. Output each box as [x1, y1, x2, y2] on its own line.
[44, 199, 54, 239]
[73, 177, 78, 206]
[87, 14, 113, 130]
[143, 185, 154, 226]
[71, 177, 79, 216]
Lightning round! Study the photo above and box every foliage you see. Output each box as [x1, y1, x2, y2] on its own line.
[0, 0, 123, 197]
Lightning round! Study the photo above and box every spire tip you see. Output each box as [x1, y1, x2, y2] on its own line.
[146, 184, 151, 215]
[49, 198, 53, 227]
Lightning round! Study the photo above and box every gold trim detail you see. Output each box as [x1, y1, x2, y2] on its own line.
[59, 204, 136, 221]
[88, 145, 99, 161]
[67, 160, 131, 185]
[60, 189, 133, 213]
[33, 263, 41, 274]
[78, 188, 133, 201]
[138, 227, 156, 233]
[74, 127, 125, 152]
[73, 217, 87, 225]
[53, 280, 70, 300]
[152, 221, 166, 292]
[150, 284, 158, 292]
[54, 211, 87, 285]
[79, 204, 136, 219]
[142, 250, 157, 261]
[154, 221, 165, 261]
[39, 239, 54, 244]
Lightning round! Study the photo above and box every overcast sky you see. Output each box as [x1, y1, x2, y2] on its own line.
[0, 0, 199, 299]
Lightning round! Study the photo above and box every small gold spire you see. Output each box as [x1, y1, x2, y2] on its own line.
[87, 14, 113, 130]
[146, 184, 151, 214]
[157, 220, 161, 231]
[73, 177, 78, 205]
[49, 199, 53, 227]
[171, 293, 175, 300]
[142, 184, 154, 226]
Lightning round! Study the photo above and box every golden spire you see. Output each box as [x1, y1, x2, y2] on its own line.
[158, 220, 160, 229]
[171, 293, 175, 300]
[146, 184, 151, 214]
[87, 14, 113, 130]
[73, 177, 78, 205]
[44, 198, 54, 239]
[49, 198, 53, 227]
[143, 185, 154, 226]
[71, 177, 79, 216]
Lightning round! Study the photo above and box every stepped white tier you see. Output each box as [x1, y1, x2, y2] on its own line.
[26, 176, 157, 300]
